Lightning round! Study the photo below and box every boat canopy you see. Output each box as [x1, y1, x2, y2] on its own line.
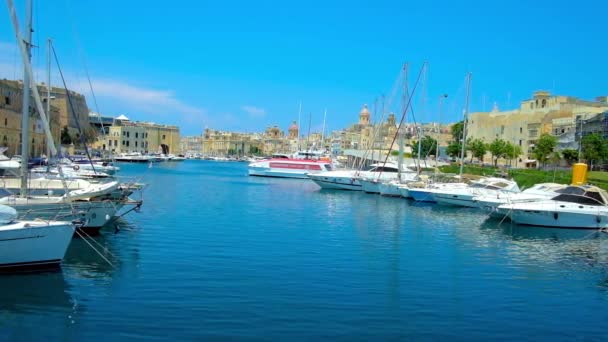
[551, 185, 608, 205]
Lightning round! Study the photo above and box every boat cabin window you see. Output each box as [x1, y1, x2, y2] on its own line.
[552, 187, 607, 205]
[367, 166, 398, 173]
[324, 164, 333, 171]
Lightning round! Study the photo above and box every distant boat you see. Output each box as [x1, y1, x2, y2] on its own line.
[248, 156, 332, 179]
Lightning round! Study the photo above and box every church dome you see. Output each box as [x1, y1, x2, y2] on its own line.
[360, 104, 370, 117]
[288, 121, 298, 131]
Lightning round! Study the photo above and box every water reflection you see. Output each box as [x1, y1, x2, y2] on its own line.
[0, 272, 73, 314]
[63, 219, 137, 279]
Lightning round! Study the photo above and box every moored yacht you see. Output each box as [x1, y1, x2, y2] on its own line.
[0, 204, 74, 272]
[475, 183, 566, 218]
[248, 157, 333, 179]
[433, 177, 520, 207]
[499, 185, 608, 229]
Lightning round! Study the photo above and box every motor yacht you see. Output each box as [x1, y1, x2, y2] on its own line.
[498, 185, 608, 229]
[474, 183, 566, 218]
[433, 177, 521, 207]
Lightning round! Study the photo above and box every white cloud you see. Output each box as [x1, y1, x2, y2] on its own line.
[241, 105, 266, 118]
[0, 40, 211, 134]
[77, 79, 205, 117]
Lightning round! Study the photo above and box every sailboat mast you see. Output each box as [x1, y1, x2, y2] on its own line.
[297, 101, 302, 151]
[436, 94, 447, 167]
[397, 63, 407, 181]
[459, 73, 472, 177]
[321, 108, 327, 148]
[19, 0, 33, 198]
[46, 38, 51, 159]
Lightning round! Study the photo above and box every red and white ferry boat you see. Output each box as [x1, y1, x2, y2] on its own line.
[248, 153, 333, 179]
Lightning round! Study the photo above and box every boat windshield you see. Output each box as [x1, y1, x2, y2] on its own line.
[551, 187, 607, 205]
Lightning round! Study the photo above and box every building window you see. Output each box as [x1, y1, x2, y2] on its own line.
[135, 132, 138, 138]
[519, 140, 522, 146]
[126, 141, 130, 147]
[4, 96, 9, 105]
[122, 140, 125, 145]
[541, 99, 547, 108]
[520, 127, 522, 134]
[127, 132, 130, 138]
[114, 140, 118, 146]
[123, 131, 125, 136]
[135, 141, 138, 147]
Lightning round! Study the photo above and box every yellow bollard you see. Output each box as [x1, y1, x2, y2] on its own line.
[571, 163, 588, 185]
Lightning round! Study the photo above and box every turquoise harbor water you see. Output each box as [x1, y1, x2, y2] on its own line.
[1, 160, 608, 340]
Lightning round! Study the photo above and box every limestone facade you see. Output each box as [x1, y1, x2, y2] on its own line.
[0, 79, 62, 157]
[467, 91, 608, 162]
[102, 117, 180, 154]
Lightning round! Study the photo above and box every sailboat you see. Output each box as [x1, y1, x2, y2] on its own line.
[0, 0, 75, 271]
[5, 1, 139, 235]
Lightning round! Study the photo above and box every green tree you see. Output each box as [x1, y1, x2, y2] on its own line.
[532, 133, 557, 168]
[468, 138, 487, 162]
[488, 138, 508, 166]
[446, 142, 462, 160]
[411, 135, 438, 158]
[581, 133, 608, 169]
[60, 126, 72, 145]
[561, 148, 579, 165]
[450, 121, 464, 142]
[504, 142, 522, 167]
[249, 146, 260, 155]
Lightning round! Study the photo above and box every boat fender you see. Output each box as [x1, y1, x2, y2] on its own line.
[597, 216, 602, 223]
[553, 212, 558, 220]
[73, 165, 80, 171]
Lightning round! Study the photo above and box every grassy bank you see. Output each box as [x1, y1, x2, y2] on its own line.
[437, 164, 608, 191]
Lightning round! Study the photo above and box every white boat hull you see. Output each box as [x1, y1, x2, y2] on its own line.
[0, 199, 119, 229]
[360, 180, 381, 194]
[379, 182, 402, 197]
[307, 175, 362, 190]
[408, 188, 437, 202]
[248, 168, 311, 179]
[510, 209, 608, 229]
[398, 186, 411, 198]
[0, 221, 74, 271]
[433, 193, 478, 207]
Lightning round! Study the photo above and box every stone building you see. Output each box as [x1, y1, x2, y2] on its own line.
[1, 80, 89, 136]
[0, 79, 62, 157]
[202, 129, 261, 156]
[466, 91, 608, 163]
[180, 135, 204, 155]
[103, 115, 180, 154]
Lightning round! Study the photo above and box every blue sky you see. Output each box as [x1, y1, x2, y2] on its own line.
[1, 0, 606, 135]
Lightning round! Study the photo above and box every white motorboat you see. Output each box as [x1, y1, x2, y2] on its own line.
[0, 204, 74, 271]
[0, 196, 133, 234]
[359, 163, 419, 194]
[474, 183, 566, 218]
[378, 180, 404, 197]
[498, 185, 608, 229]
[408, 182, 470, 202]
[114, 152, 157, 163]
[248, 157, 333, 179]
[31, 165, 111, 179]
[307, 169, 363, 190]
[433, 177, 521, 207]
